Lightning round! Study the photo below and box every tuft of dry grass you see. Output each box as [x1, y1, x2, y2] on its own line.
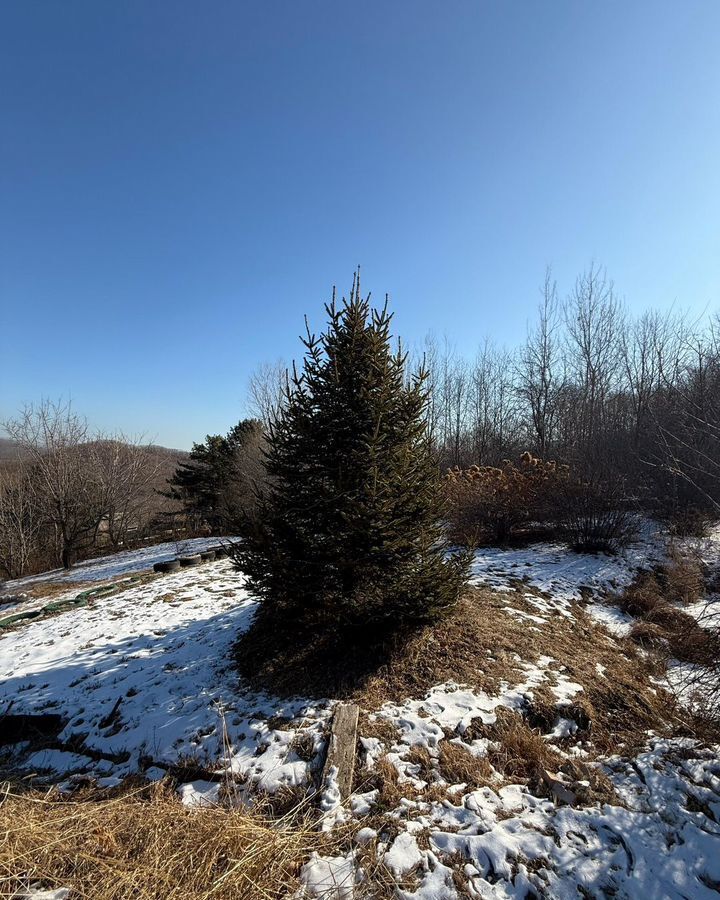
[0, 780, 330, 900]
[483, 709, 563, 785]
[352, 756, 403, 812]
[436, 742, 494, 789]
[356, 711, 400, 751]
[620, 565, 720, 672]
[664, 546, 706, 604]
[21, 580, 93, 601]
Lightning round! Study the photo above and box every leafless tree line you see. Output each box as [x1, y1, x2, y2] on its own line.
[0, 400, 176, 578]
[413, 266, 719, 525]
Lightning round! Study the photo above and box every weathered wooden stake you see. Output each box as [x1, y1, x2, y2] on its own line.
[321, 702, 359, 801]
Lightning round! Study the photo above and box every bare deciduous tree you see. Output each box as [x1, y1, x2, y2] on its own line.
[517, 268, 564, 456]
[0, 464, 42, 578]
[92, 437, 162, 548]
[3, 400, 105, 568]
[248, 360, 288, 429]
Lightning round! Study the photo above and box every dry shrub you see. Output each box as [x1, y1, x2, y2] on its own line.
[558, 475, 636, 553]
[445, 452, 569, 545]
[619, 574, 665, 618]
[629, 620, 669, 651]
[484, 709, 563, 785]
[437, 742, 494, 788]
[666, 508, 713, 538]
[354, 755, 403, 811]
[663, 546, 705, 604]
[0, 781, 326, 900]
[620, 565, 720, 670]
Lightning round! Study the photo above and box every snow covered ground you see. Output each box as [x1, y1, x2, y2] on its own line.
[469, 522, 666, 608]
[2, 532, 719, 899]
[0, 551, 331, 796]
[301, 737, 720, 899]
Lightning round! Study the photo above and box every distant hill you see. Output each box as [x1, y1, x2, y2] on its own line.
[0, 438, 26, 461]
[0, 437, 187, 465]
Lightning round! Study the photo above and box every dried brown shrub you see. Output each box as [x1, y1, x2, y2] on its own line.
[437, 742, 494, 788]
[620, 564, 720, 671]
[445, 452, 570, 545]
[662, 546, 705, 605]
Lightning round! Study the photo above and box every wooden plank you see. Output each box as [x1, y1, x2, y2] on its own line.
[321, 702, 359, 801]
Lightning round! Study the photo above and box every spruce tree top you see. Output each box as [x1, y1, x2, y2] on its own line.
[234, 274, 467, 631]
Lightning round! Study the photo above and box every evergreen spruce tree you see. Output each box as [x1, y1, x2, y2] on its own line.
[165, 419, 262, 530]
[234, 276, 468, 634]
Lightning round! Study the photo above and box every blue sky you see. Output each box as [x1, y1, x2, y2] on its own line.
[2, 1, 719, 449]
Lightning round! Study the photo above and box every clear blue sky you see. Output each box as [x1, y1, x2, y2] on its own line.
[2, 1, 719, 449]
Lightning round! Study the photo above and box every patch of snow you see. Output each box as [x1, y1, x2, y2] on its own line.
[586, 601, 634, 636]
[470, 531, 663, 605]
[15, 890, 71, 900]
[551, 669, 584, 704]
[398, 855, 458, 900]
[301, 852, 357, 899]
[2, 537, 233, 593]
[319, 764, 348, 831]
[0, 559, 331, 789]
[178, 780, 221, 807]
[24, 750, 94, 774]
[383, 832, 423, 876]
[502, 606, 547, 625]
[354, 826, 377, 845]
[684, 595, 720, 629]
[546, 717, 578, 739]
[410, 739, 720, 900]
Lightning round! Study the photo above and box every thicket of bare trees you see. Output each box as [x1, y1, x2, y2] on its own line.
[422, 266, 719, 531]
[0, 400, 176, 578]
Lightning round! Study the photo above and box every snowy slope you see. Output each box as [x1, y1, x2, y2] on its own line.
[0, 555, 330, 794]
[2, 534, 719, 899]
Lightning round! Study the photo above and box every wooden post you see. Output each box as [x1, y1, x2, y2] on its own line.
[321, 702, 359, 801]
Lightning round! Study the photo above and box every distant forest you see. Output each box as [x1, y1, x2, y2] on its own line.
[1, 265, 718, 579]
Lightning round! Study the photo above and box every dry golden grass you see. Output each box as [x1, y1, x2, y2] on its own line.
[21, 579, 93, 601]
[620, 563, 720, 673]
[234, 578, 697, 758]
[352, 756, 403, 812]
[436, 741, 494, 789]
[356, 711, 401, 750]
[0, 781, 330, 900]
[664, 545, 706, 604]
[483, 708, 563, 784]
[354, 586, 687, 754]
